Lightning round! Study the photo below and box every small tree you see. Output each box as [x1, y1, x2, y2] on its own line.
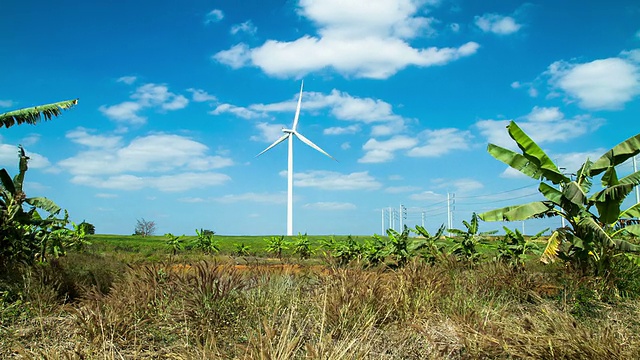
[135, 218, 156, 237]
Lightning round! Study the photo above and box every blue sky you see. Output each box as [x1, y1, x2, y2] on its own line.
[1, 0, 639, 236]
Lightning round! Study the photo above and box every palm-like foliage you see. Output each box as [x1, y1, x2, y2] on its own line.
[479, 121, 640, 275]
[0, 99, 78, 128]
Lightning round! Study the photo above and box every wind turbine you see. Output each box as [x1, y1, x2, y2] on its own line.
[257, 81, 336, 236]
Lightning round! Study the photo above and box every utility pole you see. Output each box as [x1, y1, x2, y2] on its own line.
[381, 208, 385, 234]
[421, 211, 425, 227]
[634, 155, 639, 204]
[388, 207, 392, 232]
[399, 204, 407, 230]
[391, 208, 396, 231]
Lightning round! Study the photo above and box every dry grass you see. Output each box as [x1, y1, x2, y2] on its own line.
[2, 257, 640, 359]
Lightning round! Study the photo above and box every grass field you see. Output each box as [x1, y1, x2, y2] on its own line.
[2, 232, 640, 359]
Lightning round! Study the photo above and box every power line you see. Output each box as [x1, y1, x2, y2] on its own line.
[455, 183, 538, 199]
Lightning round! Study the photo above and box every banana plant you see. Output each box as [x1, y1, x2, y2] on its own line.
[448, 213, 496, 263]
[479, 121, 640, 275]
[412, 224, 446, 264]
[0, 146, 73, 266]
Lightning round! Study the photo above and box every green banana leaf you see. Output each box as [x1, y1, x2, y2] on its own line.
[0, 99, 78, 128]
[25, 197, 61, 215]
[620, 203, 640, 218]
[487, 144, 542, 180]
[479, 201, 554, 221]
[506, 121, 568, 184]
[590, 133, 640, 177]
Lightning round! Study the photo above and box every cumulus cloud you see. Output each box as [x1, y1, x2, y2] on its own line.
[66, 128, 122, 149]
[324, 125, 360, 135]
[59, 133, 233, 192]
[546, 55, 640, 110]
[205, 9, 224, 24]
[476, 106, 604, 149]
[210, 103, 262, 119]
[475, 13, 521, 35]
[116, 76, 137, 85]
[187, 88, 217, 102]
[291, 170, 381, 190]
[214, 0, 478, 79]
[231, 20, 257, 35]
[408, 128, 472, 157]
[251, 122, 286, 142]
[359, 135, 418, 163]
[0, 144, 50, 169]
[100, 83, 189, 124]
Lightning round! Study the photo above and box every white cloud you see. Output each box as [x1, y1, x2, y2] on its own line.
[214, 0, 478, 79]
[117, 76, 137, 85]
[187, 88, 217, 102]
[214, 192, 287, 204]
[448, 178, 484, 193]
[621, 49, 640, 63]
[341, 142, 350, 150]
[99, 101, 145, 124]
[251, 89, 404, 124]
[0, 100, 14, 108]
[408, 128, 471, 157]
[476, 107, 604, 149]
[526, 106, 563, 122]
[59, 133, 233, 192]
[635, 30, 640, 40]
[213, 43, 251, 69]
[0, 144, 50, 169]
[231, 20, 257, 35]
[546, 56, 640, 110]
[66, 128, 122, 149]
[100, 83, 189, 124]
[210, 103, 262, 119]
[475, 13, 521, 35]
[72, 172, 230, 192]
[450, 23, 460, 33]
[205, 9, 224, 24]
[95, 193, 118, 198]
[410, 190, 444, 201]
[292, 170, 381, 190]
[359, 135, 418, 163]
[252, 122, 286, 142]
[324, 125, 360, 135]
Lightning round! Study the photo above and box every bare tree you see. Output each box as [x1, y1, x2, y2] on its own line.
[135, 218, 156, 237]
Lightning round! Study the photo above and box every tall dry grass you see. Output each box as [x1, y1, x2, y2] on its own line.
[2, 256, 640, 359]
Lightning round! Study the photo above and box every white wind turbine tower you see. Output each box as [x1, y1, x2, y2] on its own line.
[256, 81, 336, 236]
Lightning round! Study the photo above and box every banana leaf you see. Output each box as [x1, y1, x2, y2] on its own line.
[620, 203, 640, 218]
[0, 99, 78, 128]
[479, 201, 554, 221]
[26, 197, 61, 215]
[487, 144, 542, 180]
[590, 133, 640, 177]
[575, 160, 593, 193]
[506, 121, 568, 184]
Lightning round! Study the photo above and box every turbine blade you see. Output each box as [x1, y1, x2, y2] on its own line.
[256, 134, 290, 157]
[292, 80, 304, 131]
[294, 131, 337, 162]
